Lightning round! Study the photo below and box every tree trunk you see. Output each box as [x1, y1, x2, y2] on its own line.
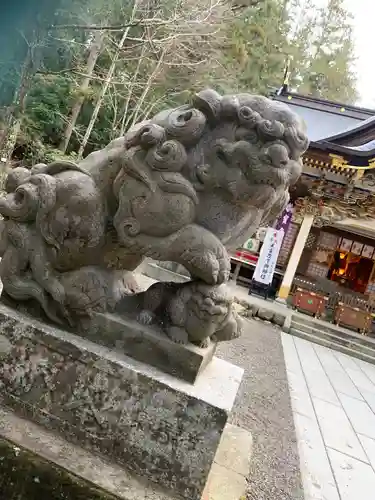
[77, 0, 139, 159]
[77, 27, 131, 159]
[60, 30, 104, 153]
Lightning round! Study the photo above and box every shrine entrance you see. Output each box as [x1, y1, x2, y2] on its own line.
[328, 250, 374, 294]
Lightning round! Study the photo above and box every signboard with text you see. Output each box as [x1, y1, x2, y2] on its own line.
[253, 228, 283, 285]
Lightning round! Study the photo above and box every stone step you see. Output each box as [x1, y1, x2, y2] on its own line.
[0, 405, 251, 500]
[291, 315, 375, 350]
[0, 406, 177, 500]
[289, 327, 375, 366]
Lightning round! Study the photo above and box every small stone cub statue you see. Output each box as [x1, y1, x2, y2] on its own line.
[135, 281, 243, 348]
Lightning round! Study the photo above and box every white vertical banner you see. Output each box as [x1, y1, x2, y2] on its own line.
[253, 228, 283, 285]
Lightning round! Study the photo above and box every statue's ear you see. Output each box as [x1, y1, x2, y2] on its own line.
[192, 89, 222, 124]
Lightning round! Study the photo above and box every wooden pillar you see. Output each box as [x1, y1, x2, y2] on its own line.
[277, 214, 314, 301]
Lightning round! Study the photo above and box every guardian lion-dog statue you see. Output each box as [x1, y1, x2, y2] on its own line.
[0, 89, 308, 346]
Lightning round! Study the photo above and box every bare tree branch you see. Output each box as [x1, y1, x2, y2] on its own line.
[49, 19, 167, 31]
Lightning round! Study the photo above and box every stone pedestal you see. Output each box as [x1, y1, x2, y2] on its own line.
[81, 311, 216, 383]
[0, 304, 243, 500]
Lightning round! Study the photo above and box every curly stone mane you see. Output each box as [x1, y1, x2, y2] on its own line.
[0, 89, 308, 327]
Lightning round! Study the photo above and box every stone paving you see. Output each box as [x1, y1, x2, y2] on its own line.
[282, 332, 375, 500]
[141, 272, 375, 499]
[217, 319, 303, 500]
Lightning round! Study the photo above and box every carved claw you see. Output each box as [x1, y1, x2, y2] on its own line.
[166, 326, 189, 345]
[197, 337, 210, 349]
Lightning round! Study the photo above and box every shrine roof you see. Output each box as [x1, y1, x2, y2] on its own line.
[272, 90, 375, 141]
[272, 89, 375, 166]
[322, 115, 375, 144]
[309, 139, 375, 165]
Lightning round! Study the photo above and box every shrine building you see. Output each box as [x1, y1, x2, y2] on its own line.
[231, 87, 375, 333]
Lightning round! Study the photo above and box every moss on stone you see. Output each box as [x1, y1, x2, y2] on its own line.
[0, 437, 118, 500]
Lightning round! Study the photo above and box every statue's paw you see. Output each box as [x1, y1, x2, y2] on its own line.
[166, 326, 189, 345]
[188, 249, 230, 285]
[137, 310, 155, 325]
[198, 337, 210, 349]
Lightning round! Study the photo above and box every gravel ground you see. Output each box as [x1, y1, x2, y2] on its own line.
[216, 318, 304, 500]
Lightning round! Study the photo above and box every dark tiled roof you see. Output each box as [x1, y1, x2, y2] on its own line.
[272, 90, 374, 140]
[272, 90, 375, 163]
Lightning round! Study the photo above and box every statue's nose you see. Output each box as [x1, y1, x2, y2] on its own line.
[265, 144, 289, 168]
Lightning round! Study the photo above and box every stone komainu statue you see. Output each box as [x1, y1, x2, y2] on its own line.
[0, 89, 308, 343]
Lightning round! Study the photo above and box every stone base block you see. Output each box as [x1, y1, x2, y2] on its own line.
[0, 436, 117, 500]
[82, 311, 216, 383]
[0, 406, 177, 500]
[0, 407, 252, 500]
[0, 304, 243, 500]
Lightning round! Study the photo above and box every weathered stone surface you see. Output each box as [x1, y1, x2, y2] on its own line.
[243, 307, 255, 318]
[257, 308, 274, 322]
[0, 406, 179, 500]
[273, 313, 286, 327]
[213, 423, 252, 477]
[0, 437, 117, 500]
[0, 89, 307, 341]
[203, 463, 247, 500]
[232, 302, 247, 316]
[116, 281, 243, 348]
[0, 303, 243, 500]
[251, 305, 260, 317]
[0, 334, 12, 359]
[79, 311, 216, 383]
